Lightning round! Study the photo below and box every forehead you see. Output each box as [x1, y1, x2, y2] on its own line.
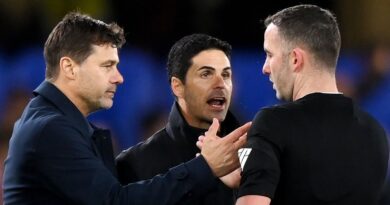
[88, 44, 119, 62]
[190, 49, 230, 69]
[264, 23, 284, 49]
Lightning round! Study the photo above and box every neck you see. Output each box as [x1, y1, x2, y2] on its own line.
[293, 67, 339, 101]
[51, 80, 90, 117]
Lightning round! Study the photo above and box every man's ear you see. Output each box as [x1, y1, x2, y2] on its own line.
[59, 57, 77, 80]
[171, 77, 184, 98]
[291, 48, 305, 72]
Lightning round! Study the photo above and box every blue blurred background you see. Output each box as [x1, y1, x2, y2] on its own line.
[1, 0, 390, 203]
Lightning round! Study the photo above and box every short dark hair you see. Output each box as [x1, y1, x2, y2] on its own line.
[264, 4, 341, 70]
[167, 33, 232, 84]
[44, 11, 126, 81]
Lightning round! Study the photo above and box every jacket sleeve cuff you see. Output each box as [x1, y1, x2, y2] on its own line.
[169, 155, 218, 198]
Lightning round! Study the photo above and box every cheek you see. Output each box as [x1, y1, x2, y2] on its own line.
[85, 80, 106, 97]
[185, 92, 204, 112]
[271, 59, 285, 77]
[268, 60, 276, 74]
[189, 81, 207, 94]
[226, 82, 233, 95]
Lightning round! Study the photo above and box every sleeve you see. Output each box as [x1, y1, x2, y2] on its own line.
[35, 118, 217, 205]
[115, 148, 139, 185]
[237, 108, 284, 199]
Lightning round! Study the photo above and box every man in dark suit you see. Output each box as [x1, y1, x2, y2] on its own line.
[116, 34, 240, 205]
[2, 12, 250, 205]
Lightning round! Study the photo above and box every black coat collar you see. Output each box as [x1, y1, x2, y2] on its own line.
[33, 81, 94, 138]
[33, 81, 117, 176]
[165, 102, 240, 148]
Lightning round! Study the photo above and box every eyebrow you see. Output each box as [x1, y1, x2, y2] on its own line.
[101, 60, 119, 65]
[197, 66, 231, 71]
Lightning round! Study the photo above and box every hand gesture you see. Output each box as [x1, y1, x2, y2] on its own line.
[197, 118, 250, 177]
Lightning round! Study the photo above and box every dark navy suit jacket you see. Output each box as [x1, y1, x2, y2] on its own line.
[3, 81, 216, 205]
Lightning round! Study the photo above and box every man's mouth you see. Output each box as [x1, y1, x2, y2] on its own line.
[269, 78, 275, 89]
[106, 90, 116, 98]
[207, 97, 226, 110]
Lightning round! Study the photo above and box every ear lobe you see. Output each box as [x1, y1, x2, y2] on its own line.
[60, 57, 77, 79]
[171, 77, 184, 98]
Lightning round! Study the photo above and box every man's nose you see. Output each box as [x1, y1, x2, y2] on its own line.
[262, 63, 270, 75]
[112, 68, 124, 84]
[214, 74, 226, 88]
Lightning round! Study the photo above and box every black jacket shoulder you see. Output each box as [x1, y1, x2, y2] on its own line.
[116, 128, 182, 184]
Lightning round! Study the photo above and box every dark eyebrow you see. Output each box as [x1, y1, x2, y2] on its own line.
[101, 60, 119, 65]
[197, 66, 231, 71]
[197, 66, 215, 71]
[223, 67, 232, 71]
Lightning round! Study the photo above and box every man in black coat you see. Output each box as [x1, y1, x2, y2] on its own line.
[116, 34, 240, 205]
[2, 13, 250, 205]
[235, 5, 388, 205]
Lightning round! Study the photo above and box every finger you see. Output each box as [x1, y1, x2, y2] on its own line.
[233, 133, 247, 150]
[205, 118, 220, 137]
[196, 140, 203, 150]
[198, 135, 205, 143]
[224, 121, 251, 143]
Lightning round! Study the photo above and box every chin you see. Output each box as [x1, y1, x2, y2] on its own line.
[276, 92, 285, 101]
[101, 101, 114, 109]
[210, 113, 227, 122]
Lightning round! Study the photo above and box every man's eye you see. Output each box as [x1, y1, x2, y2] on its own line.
[222, 72, 231, 78]
[201, 71, 211, 77]
[103, 65, 113, 69]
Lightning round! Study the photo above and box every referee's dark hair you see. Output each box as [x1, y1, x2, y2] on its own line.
[264, 4, 341, 71]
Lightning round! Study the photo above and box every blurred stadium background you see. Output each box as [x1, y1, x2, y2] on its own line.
[1, 0, 390, 203]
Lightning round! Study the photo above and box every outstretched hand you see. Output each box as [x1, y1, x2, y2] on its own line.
[197, 118, 251, 177]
